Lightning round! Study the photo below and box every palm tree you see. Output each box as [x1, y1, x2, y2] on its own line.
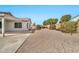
[43, 18, 58, 29]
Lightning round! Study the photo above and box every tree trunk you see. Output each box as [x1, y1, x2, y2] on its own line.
[70, 32, 72, 36]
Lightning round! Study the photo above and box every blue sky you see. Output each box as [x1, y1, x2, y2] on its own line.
[0, 5, 79, 24]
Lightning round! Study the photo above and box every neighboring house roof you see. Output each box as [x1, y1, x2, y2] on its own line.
[0, 12, 31, 22]
[0, 12, 13, 16]
[72, 15, 79, 21]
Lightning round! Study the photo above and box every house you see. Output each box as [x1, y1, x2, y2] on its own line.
[71, 15, 79, 32]
[0, 12, 32, 37]
[71, 15, 79, 21]
[43, 25, 50, 29]
[55, 23, 61, 30]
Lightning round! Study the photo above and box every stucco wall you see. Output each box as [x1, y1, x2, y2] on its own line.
[6, 21, 29, 31]
[0, 19, 2, 32]
[0, 20, 31, 32]
[77, 21, 79, 33]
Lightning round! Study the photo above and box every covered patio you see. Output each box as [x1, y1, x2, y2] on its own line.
[0, 13, 5, 37]
[0, 12, 20, 37]
[0, 12, 32, 37]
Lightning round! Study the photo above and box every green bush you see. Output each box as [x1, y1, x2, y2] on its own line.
[60, 15, 71, 23]
[36, 25, 41, 30]
[43, 18, 58, 30]
[60, 21, 77, 35]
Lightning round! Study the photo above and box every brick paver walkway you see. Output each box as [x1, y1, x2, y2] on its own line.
[17, 29, 79, 53]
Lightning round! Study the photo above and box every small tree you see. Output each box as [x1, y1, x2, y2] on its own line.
[59, 14, 72, 32]
[61, 21, 77, 35]
[43, 20, 48, 25]
[48, 18, 58, 29]
[60, 15, 71, 23]
[43, 18, 58, 29]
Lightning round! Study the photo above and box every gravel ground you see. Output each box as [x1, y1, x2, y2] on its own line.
[17, 29, 79, 53]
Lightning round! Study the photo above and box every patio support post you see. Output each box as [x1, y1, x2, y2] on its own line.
[2, 17, 5, 37]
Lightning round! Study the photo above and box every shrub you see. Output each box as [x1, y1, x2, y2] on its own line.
[60, 15, 71, 23]
[60, 21, 77, 35]
[43, 18, 58, 30]
[36, 25, 41, 30]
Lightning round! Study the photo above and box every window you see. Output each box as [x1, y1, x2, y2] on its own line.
[15, 22, 22, 28]
[0, 22, 2, 28]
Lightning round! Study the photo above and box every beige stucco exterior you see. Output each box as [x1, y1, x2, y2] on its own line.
[0, 12, 31, 32]
[72, 16, 79, 32]
[55, 23, 61, 30]
[77, 21, 79, 32]
[43, 25, 50, 29]
[5, 21, 30, 31]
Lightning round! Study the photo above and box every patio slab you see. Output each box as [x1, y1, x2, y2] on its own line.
[0, 33, 31, 53]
